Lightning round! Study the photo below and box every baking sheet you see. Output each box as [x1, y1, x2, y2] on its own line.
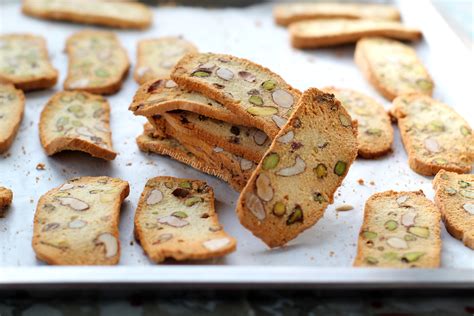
[0, 0, 473, 287]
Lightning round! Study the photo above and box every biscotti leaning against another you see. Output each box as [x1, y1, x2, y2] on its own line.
[32, 177, 130, 265]
[22, 0, 152, 29]
[39, 91, 117, 160]
[289, 19, 421, 49]
[0, 34, 57, 91]
[433, 170, 474, 249]
[354, 190, 441, 268]
[355, 37, 433, 101]
[324, 87, 393, 158]
[135, 38, 198, 84]
[64, 30, 129, 95]
[237, 88, 358, 248]
[0, 187, 13, 209]
[171, 53, 302, 138]
[134, 177, 236, 263]
[391, 94, 474, 176]
[0, 84, 25, 153]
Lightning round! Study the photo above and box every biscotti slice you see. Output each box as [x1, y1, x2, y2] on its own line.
[354, 190, 441, 268]
[0, 34, 57, 91]
[22, 0, 152, 29]
[433, 170, 474, 249]
[171, 53, 302, 138]
[355, 37, 433, 101]
[64, 30, 129, 95]
[135, 38, 198, 84]
[32, 176, 130, 265]
[0, 187, 13, 209]
[0, 84, 25, 153]
[134, 177, 237, 262]
[324, 87, 393, 158]
[274, 3, 400, 26]
[391, 94, 473, 176]
[39, 91, 117, 160]
[237, 88, 358, 248]
[290, 19, 421, 49]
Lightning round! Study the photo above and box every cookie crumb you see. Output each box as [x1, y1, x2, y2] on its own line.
[36, 163, 46, 170]
[357, 179, 364, 185]
[370, 180, 375, 185]
[336, 204, 354, 212]
[126, 162, 132, 166]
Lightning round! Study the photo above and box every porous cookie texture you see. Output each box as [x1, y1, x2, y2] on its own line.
[32, 176, 130, 265]
[39, 91, 117, 160]
[237, 88, 358, 248]
[171, 53, 302, 138]
[22, 0, 152, 29]
[134, 177, 236, 263]
[354, 190, 441, 268]
[0, 187, 13, 209]
[0, 34, 57, 91]
[273, 3, 400, 26]
[64, 30, 129, 95]
[391, 94, 473, 176]
[433, 170, 474, 249]
[0, 84, 25, 153]
[324, 87, 393, 158]
[355, 37, 433, 101]
[290, 19, 421, 49]
[135, 38, 198, 84]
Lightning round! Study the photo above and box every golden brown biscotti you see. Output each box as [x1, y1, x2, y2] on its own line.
[324, 87, 393, 158]
[0, 34, 58, 91]
[171, 53, 302, 138]
[134, 38, 198, 84]
[0, 187, 13, 209]
[391, 94, 473, 176]
[353, 190, 441, 268]
[290, 19, 421, 49]
[433, 170, 474, 249]
[0, 84, 25, 153]
[39, 91, 117, 160]
[22, 0, 152, 29]
[64, 30, 129, 95]
[134, 177, 236, 263]
[237, 88, 358, 248]
[355, 37, 433, 101]
[32, 176, 130, 265]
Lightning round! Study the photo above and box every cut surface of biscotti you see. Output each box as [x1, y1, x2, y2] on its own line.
[355, 37, 433, 101]
[22, 0, 152, 29]
[39, 91, 117, 160]
[237, 88, 358, 248]
[134, 177, 236, 263]
[135, 38, 198, 84]
[171, 53, 302, 138]
[290, 19, 421, 49]
[324, 87, 393, 158]
[32, 176, 130, 265]
[391, 94, 473, 176]
[354, 190, 441, 268]
[64, 30, 129, 95]
[433, 170, 474, 249]
[0, 84, 25, 153]
[0, 187, 13, 209]
[0, 34, 57, 91]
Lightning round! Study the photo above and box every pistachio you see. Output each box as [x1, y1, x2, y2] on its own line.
[172, 211, 188, 218]
[42, 204, 56, 212]
[59, 183, 74, 191]
[277, 131, 294, 144]
[57, 197, 89, 211]
[424, 137, 441, 153]
[313, 192, 327, 204]
[153, 233, 173, 244]
[202, 238, 230, 251]
[416, 79, 433, 91]
[387, 237, 408, 249]
[333, 161, 347, 176]
[458, 180, 470, 188]
[366, 128, 382, 136]
[191, 70, 211, 77]
[384, 220, 398, 231]
[401, 212, 416, 227]
[339, 114, 351, 127]
[408, 226, 430, 238]
[314, 163, 328, 179]
[249, 95, 263, 106]
[256, 174, 273, 202]
[185, 196, 203, 207]
[240, 158, 254, 171]
[362, 231, 377, 239]
[402, 252, 424, 263]
[286, 206, 303, 225]
[95, 68, 109, 77]
[396, 195, 409, 206]
[383, 252, 398, 260]
[146, 189, 163, 205]
[272, 89, 294, 108]
[95, 233, 118, 258]
[68, 219, 87, 229]
[247, 106, 278, 116]
[443, 187, 456, 196]
[42, 223, 60, 232]
[262, 153, 280, 170]
[261, 80, 277, 91]
[365, 256, 379, 265]
[460, 125, 471, 136]
[245, 192, 265, 220]
[404, 234, 417, 241]
[216, 67, 234, 81]
[460, 190, 474, 199]
[432, 158, 447, 165]
[271, 115, 287, 129]
[272, 201, 286, 216]
[253, 130, 268, 145]
[463, 203, 474, 215]
[60, 95, 73, 103]
[276, 156, 306, 176]
[238, 71, 256, 82]
[427, 120, 445, 132]
[158, 215, 189, 227]
[179, 181, 192, 189]
[56, 117, 69, 131]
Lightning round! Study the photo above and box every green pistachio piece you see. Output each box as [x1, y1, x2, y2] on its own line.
[95, 68, 109, 77]
[445, 187, 457, 195]
[382, 252, 398, 260]
[68, 105, 83, 114]
[286, 206, 303, 225]
[171, 211, 188, 219]
[460, 125, 471, 136]
[71, 120, 82, 127]
[404, 234, 417, 241]
[459, 190, 474, 199]
[261, 80, 277, 91]
[440, 173, 449, 180]
[402, 252, 424, 263]
[313, 192, 327, 204]
[191, 70, 211, 77]
[334, 161, 347, 176]
[178, 181, 192, 189]
[262, 153, 280, 170]
[273, 201, 286, 217]
[249, 95, 264, 106]
[427, 120, 445, 132]
[314, 163, 328, 179]
[366, 128, 382, 136]
[75, 93, 87, 102]
[458, 180, 470, 188]
[56, 116, 69, 128]
[416, 79, 433, 91]
[365, 256, 379, 265]
[384, 220, 398, 231]
[60, 95, 73, 103]
[247, 106, 278, 116]
[184, 197, 203, 207]
[432, 158, 447, 165]
[408, 226, 430, 238]
[362, 231, 377, 240]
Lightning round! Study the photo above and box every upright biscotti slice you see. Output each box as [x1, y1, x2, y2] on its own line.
[290, 19, 421, 49]
[64, 30, 129, 95]
[354, 191, 441, 268]
[135, 38, 198, 84]
[32, 176, 130, 265]
[134, 177, 236, 262]
[0, 84, 25, 153]
[0, 34, 57, 91]
[433, 170, 474, 249]
[171, 53, 302, 138]
[39, 91, 117, 160]
[324, 87, 393, 158]
[22, 0, 152, 29]
[355, 37, 433, 100]
[391, 94, 473, 176]
[0, 187, 13, 209]
[237, 88, 358, 248]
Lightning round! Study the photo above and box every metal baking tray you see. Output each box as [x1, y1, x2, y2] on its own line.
[0, 0, 473, 289]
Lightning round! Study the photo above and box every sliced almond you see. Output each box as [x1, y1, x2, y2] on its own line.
[59, 183, 74, 191]
[387, 237, 408, 249]
[95, 232, 118, 258]
[146, 189, 163, 205]
[238, 71, 256, 82]
[76, 126, 95, 138]
[271, 115, 287, 129]
[165, 80, 178, 88]
[424, 137, 441, 153]
[57, 197, 89, 211]
[396, 195, 409, 206]
[69, 78, 89, 89]
[216, 67, 234, 81]
[277, 131, 294, 144]
[256, 174, 273, 202]
[401, 212, 417, 227]
[276, 156, 306, 176]
[202, 238, 230, 251]
[153, 233, 173, 244]
[68, 219, 87, 229]
[245, 192, 265, 220]
[213, 147, 224, 153]
[253, 130, 268, 146]
[272, 89, 294, 108]
[463, 203, 474, 215]
[158, 215, 189, 227]
[240, 158, 254, 171]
